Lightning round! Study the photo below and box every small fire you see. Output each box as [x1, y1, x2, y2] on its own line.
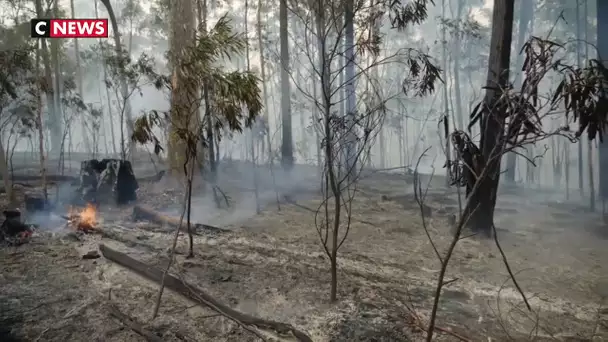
[68, 203, 99, 232]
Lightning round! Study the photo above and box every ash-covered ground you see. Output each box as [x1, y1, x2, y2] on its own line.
[1, 156, 607, 341]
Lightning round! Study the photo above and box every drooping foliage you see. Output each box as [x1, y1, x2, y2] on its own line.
[132, 15, 262, 155]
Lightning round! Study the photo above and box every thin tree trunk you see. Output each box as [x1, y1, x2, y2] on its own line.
[100, 0, 135, 160]
[576, 0, 584, 196]
[598, 0, 608, 213]
[452, 0, 464, 131]
[36, 46, 48, 201]
[505, 0, 533, 183]
[257, 0, 272, 165]
[586, 0, 595, 211]
[279, 0, 293, 170]
[70, 0, 91, 154]
[441, 0, 451, 187]
[34, 0, 57, 163]
[344, 0, 356, 178]
[95, 0, 118, 157]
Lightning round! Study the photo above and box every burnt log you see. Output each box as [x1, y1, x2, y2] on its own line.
[99, 244, 313, 342]
[132, 205, 228, 234]
[1, 210, 33, 245]
[77, 159, 138, 205]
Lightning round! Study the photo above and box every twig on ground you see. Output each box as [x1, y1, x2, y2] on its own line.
[492, 225, 532, 311]
[107, 303, 164, 342]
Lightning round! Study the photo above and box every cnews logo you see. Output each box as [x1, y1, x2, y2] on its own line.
[31, 19, 109, 38]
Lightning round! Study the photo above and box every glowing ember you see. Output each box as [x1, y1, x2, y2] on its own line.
[67, 203, 99, 232]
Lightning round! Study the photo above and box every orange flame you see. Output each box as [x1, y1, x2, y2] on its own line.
[68, 203, 98, 231]
[79, 203, 97, 227]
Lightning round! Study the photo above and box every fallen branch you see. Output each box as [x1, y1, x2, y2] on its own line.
[99, 244, 313, 342]
[107, 303, 164, 342]
[132, 205, 228, 234]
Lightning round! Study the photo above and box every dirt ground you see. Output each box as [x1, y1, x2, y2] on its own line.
[1, 160, 607, 341]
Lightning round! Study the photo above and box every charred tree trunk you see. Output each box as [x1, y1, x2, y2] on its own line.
[464, 0, 515, 235]
[279, 0, 294, 171]
[597, 0, 608, 213]
[585, 1, 595, 211]
[576, 0, 584, 196]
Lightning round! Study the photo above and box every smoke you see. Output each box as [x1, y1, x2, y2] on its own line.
[156, 159, 323, 228]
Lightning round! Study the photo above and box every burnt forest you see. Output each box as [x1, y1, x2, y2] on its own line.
[1, 0, 608, 341]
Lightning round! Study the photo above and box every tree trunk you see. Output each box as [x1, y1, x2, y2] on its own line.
[257, 0, 273, 165]
[576, 0, 584, 196]
[344, 0, 357, 177]
[49, 0, 63, 158]
[99, 0, 135, 160]
[598, 0, 608, 212]
[504, 0, 533, 183]
[464, 0, 515, 235]
[452, 0, 465, 131]
[95, 0, 118, 157]
[36, 47, 48, 201]
[279, 0, 293, 170]
[586, 0, 595, 211]
[34, 0, 59, 162]
[70, 0, 91, 154]
[0, 137, 13, 206]
[441, 0, 451, 187]
[196, 0, 216, 180]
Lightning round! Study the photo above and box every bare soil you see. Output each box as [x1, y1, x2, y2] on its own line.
[1, 161, 607, 341]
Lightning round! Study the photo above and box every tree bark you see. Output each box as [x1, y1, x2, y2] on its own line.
[279, 0, 293, 171]
[464, 0, 515, 235]
[167, 0, 200, 179]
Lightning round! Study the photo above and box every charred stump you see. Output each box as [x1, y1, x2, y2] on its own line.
[77, 159, 138, 205]
[1, 210, 34, 245]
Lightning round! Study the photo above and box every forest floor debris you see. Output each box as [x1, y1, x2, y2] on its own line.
[1, 164, 607, 341]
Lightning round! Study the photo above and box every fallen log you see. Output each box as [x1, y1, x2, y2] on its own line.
[132, 205, 228, 234]
[99, 244, 313, 342]
[107, 303, 164, 342]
